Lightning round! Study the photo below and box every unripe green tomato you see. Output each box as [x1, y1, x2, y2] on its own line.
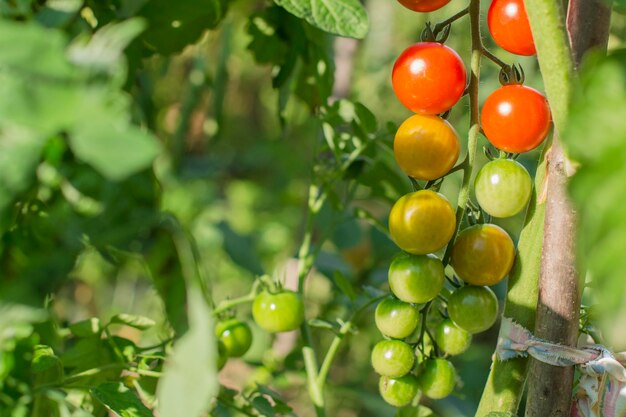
[375, 298, 419, 339]
[388, 252, 445, 304]
[215, 319, 253, 358]
[217, 340, 228, 370]
[474, 159, 532, 218]
[371, 339, 415, 378]
[434, 319, 472, 356]
[416, 358, 457, 399]
[379, 374, 419, 407]
[252, 290, 305, 333]
[448, 286, 499, 333]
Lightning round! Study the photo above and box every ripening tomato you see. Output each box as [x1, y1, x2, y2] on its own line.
[375, 298, 420, 339]
[416, 358, 457, 399]
[252, 290, 305, 333]
[394, 114, 460, 180]
[481, 84, 551, 153]
[397, 0, 451, 12]
[451, 224, 515, 286]
[388, 252, 445, 304]
[215, 319, 253, 358]
[379, 375, 419, 407]
[475, 159, 532, 218]
[371, 339, 415, 377]
[389, 190, 456, 255]
[448, 286, 499, 333]
[392, 42, 467, 115]
[488, 0, 535, 56]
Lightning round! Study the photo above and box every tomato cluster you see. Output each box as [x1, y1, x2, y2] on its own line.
[376, 0, 552, 407]
[215, 288, 305, 369]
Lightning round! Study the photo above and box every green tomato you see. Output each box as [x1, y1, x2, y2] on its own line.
[474, 158, 532, 218]
[416, 358, 456, 399]
[388, 252, 445, 304]
[215, 319, 253, 358]
[375, 298, 419, 339]
[434, 319, 472, 356]
[379, 374, 419, 407]
[371, 339, 415, 377]
[217, 340, 228, 370]
[252, 290, 305, 333]
[448, 286, 499, 333]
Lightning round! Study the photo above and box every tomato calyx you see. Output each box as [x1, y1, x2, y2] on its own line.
[498, 63, 526, 86]
[420, 22, 451, 43]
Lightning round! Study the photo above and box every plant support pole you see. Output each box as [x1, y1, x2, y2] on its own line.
[524, 0, 611, 415]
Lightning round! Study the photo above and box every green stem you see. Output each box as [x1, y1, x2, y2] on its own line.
[212, 281, 260, 316]
[442, 0, 481, 266]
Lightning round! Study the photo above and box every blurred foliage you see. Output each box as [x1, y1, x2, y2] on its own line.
[0, 0, 625, 417]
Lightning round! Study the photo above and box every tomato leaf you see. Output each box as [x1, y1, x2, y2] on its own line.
[91, 382, 154, 417]
[273, 0, 369, 39]
[109, 314, 155, 331]
[563, 49, 626, 349]
[69, 318, 102, 338]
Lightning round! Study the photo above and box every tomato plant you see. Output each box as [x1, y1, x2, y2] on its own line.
[448, 285, 499, 333]
[379, 375, 420, 407]
[252, 290, 305, 333]
[215, 319, 253, 358]
[375, 298, 420, 339]
[435, 318, 472, 356]
[388, 252, 445, 303]
[394, 114, 461, 180]
[371, 339, 416, 377]
[474, 158, 532, 217]
[388, 190, 456, 255]
[451, 224, 516, 286]
[416, 358, 457, 399]
[488, 0, 536, 56]
[481, 84, 552, 153]
[392, 42, 467, 115]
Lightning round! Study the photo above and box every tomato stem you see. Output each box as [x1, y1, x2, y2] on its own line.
[433, 6, 470, 34]
[481, 47, 509, 69]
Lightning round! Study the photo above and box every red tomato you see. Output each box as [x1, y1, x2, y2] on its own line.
[481, 85, 551, 153]
[488, 0, 535, 56]
[392, 43, 466, 115]
[397, 0, 451, 12]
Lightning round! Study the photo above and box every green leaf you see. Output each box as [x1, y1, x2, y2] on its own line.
[333, 271, 357, 301]
[157, 289, 217, 417]
[91, 382, 154, 417]
[69, 107, 160, 181]
[485, 413, 516, 417]
[69, 318, 102, 338]
[308, 318, 336, 331]
[0, 127, 46, 217]
[273, 0, 369, 39]
[563, 49, 626, 349]
[138, 0, 227, 55]
[109, 314, 155, 330]
[32, 345, 63, 382]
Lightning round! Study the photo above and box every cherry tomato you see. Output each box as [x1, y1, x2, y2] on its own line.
[217, 340, 228, 370]
[379, 375, 419, 407]
[392, 42, 467, 115]
[388, 252, 444, 304]
[394, 114, 460, 180]
[252, 290, 304, 333]
[488, 0, 535, 56]
[416, 358, 457, 399]
[215, 319, 253, 358]
[451, 224, 515, 286]
[434, 318, 472, 356]
[448, 286, 499, 333]
[375, 298, 420, 339]
[397, 0, 451, 13]
[475, 159, 532, 218]
[389, 190, 456, 255]
[481, 84, 551, 153]
[371, 339, 415, 377]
